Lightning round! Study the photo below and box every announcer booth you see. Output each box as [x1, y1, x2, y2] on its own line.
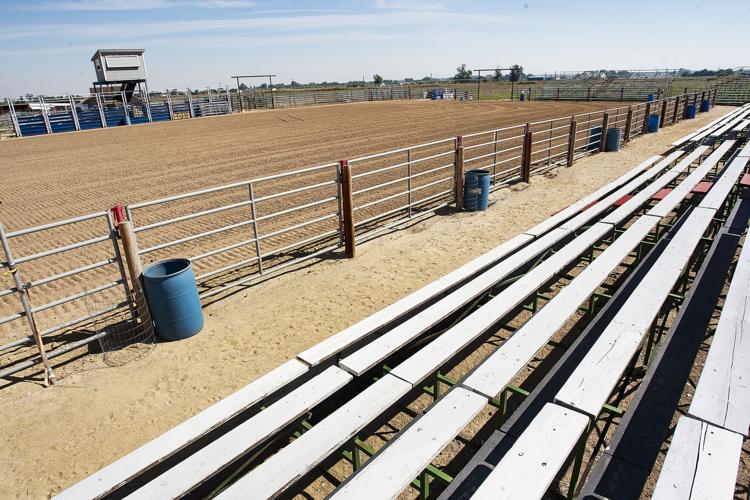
[91, 48, 149, 102]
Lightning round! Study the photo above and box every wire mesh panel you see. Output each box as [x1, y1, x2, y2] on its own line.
[0, 213, 132, 380]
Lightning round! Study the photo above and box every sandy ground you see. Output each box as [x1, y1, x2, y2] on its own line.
[0, 106, 736, 498]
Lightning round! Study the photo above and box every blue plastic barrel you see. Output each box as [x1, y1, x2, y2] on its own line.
[685, 104, 697, 119]
[647, 114, 660, 133]
[463, 169, 491, 211]
[647, 94, 654, 102]
[604, 128, 622, 152]
[143, 258, 204, 341]
[588, 126, 602, 151]
[520, 92, 526, 102]
[700, 100, 711, 112]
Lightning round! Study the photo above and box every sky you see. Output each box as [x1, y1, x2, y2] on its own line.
[1, 0, 748, 96]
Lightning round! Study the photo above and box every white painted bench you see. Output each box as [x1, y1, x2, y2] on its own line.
[217, 155, 680, 498]
[672, 106, 747, 147]
[330, 388, 487, 499]
[739, 140, 750, 158]
[470, 403, 589, 500]
[322, 147, 720, 498]
[646, 141, 734, 217]
[733, 118, 750, 133]
[555, 147, 744, 418]
[691, 105, 750, 142]
[215, 374, 412, 499]
[340, 156, 675, 377]
[126, 366, 352, 499]
[53, 359, 308, 500]
[688, 211, 750, 437]
[699, 155, 750, 211]
[710, 106, 750, 137]
[302, 156, 661, 370]
[651, 416, 743, 500]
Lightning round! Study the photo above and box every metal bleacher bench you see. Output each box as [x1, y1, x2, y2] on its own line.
[327, 145, 729, 498]
[462, 142, 744, 500]
[651, 206, 750, 499]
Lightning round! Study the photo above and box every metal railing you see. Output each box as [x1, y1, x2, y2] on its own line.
[0, 90, 711, 382]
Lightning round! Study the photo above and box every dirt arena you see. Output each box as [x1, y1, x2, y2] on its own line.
[0, 100, 616, 230]
[1, 107, 740, 499]
[0, 99, 617, 376]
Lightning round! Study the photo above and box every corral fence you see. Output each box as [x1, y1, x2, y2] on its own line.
[0, 90, 712, 384]
[2, 87, 232, 138]
[231, 85, 476, 111]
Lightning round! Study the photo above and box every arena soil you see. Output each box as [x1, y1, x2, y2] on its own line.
[0, 104, 743, 498]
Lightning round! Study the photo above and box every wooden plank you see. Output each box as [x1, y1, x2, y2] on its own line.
[709, 107, 750, 137]
[339, 228, 571, 376]
[675, 105, 748, 146]
[470, 403, 589, 500]
[126, 366, 352, 500]
[651, 417, 743, 500]
[732, 118, 749, 133]
[647, 142, 732, 217]
[600, 148, 705, 224]
[389, 223, 611, 386]
[215, 374, 411, 499]
[330, 388, 487, 499]
[699, 156, 750, 210]
[688, 233, 750, 437]
[523, 156, 660, 237]
[555, 208, 717, 418]
[54, 359, 308, 500]
[462, 215, 661, 399]
[296, 233, 533, 367]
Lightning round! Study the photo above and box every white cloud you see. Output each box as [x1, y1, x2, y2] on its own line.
[25, 0, 257, 10]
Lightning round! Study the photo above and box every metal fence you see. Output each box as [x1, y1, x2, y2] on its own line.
[0, 91, 709, 383]
[3, 87, 232, 138]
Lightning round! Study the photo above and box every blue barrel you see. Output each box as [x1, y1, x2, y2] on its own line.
[122, 114, 131, 126]
[588, 126, 602, 151]
[463, 169, 491, 211]
[604, 128, 622, 152]
[143, 258, 204, 341]
[647, 114, 660, 133]
[647, 94, 654, 102]
[700, 100, 711, 112]
[685, 104, 697, 119]
[520, 92, 526, 102]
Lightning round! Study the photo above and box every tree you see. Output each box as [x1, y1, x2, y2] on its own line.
[494, 68, 503, 81]
[259, 83, 268, 89]
[373, 74, 384, 85]
[509, 65, 524, 82]
[454, 64, 472, 81]
[238, 83, 249, 91]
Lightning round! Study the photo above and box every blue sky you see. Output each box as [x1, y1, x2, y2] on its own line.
[1, 0, 747, 96]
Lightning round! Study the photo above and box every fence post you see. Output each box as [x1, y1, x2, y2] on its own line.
[454, 136, 465, 210]
[246, 182, 264, 275]
[187, 89, 195, 118]
[624, 106, 633, 141]
[567, 118, 578, 167]
[407, 149, 413, 218]
[0, 223, 57, 386]
[711, 88, 717, 106]
[672, 96, 680, 123]
[95, 93, 107, 128]
[599, 112, 609, 152]
[39, 96, 52, 134]
[659, 99, 668, 128]
[339, 160, 356, 258]
[492, 130, 499, 184]
[166, 90, 174, 120]
[587, 86, 592, 101]
[521, 125, 532, 182]
[111, 206, 145, 303]
[642, 102, 652, 134]
[6, 98, 22, 137]
[68, 93, 80, 131]
[620, 87, 625, 101]
[225, 86, 232, 113]
[692, 91, 698, 107]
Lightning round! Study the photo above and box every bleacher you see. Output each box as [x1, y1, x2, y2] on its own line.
[55, 106, 750, 499]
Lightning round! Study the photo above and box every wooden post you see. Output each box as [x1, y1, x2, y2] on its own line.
[692, 92, 698, 107]
[556, 87, 560, 101]
[711, 88, 717, 106]
[521, 125, 532, 183]
[111, 206, 147, 312]
[642, 102, 652, 133]
[700, 91, 706, 110]
[599, 112, 610, 152]
[659, 99, 668, 128]
[454, 136, 465, 210]
[672, 96, 680, 123]
[587, 86, 592, 101]
[567, 118, 578, 167]
[624, 106, 633, 141]
[339, 160, 356, 258]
